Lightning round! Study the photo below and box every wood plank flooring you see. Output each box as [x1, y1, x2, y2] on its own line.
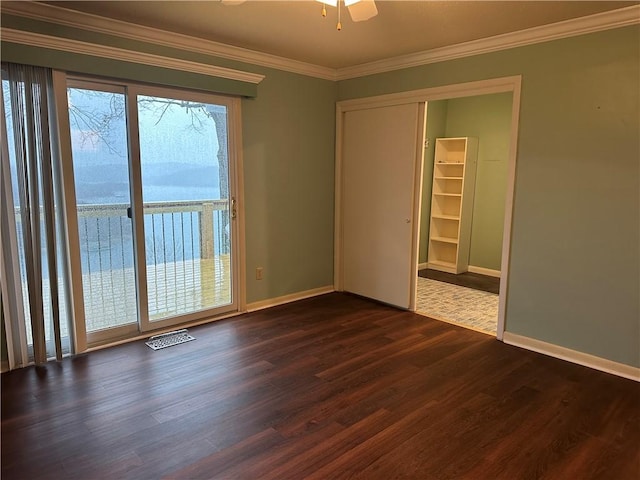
[419, 268, 500, 294]
[2, 293, 639, 479]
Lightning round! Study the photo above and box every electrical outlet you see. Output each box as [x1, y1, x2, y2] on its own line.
[256, 267, 263, 280]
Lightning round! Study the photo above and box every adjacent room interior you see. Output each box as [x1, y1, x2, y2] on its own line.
[417, 92, 512, 336]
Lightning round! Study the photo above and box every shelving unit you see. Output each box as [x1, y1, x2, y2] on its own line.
[427, 137, 478, 274]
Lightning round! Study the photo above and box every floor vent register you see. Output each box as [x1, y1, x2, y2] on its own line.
[145, 329, 195, 350]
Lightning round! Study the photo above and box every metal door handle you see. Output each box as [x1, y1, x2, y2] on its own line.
[231, 197, 237, 220]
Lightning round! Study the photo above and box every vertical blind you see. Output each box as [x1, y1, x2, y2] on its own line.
[1, 62, 72, 368]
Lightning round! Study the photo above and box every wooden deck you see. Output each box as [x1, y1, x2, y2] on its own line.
[83, 254, 231, 330]
[37, 255, 231, 340]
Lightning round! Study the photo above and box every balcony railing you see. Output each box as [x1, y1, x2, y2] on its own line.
[16, 199, 232, 340]
[77, 198, 230, 267]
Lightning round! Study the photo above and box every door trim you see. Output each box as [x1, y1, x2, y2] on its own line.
[58, 76, 246, 351]
[229, 97, 247, 313]
[334, 75, 522, 340]
[53, 70, 88, 353]
[409, 103, 427, 311]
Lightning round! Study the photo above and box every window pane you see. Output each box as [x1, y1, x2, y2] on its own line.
[137, 94, 231, 321]
[68, 87, 137, 332]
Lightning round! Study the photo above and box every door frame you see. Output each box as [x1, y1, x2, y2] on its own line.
[54, 72, 246, 352]
[334, 75, 522, 340]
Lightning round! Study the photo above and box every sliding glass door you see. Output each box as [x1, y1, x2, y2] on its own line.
[66, 79, 239, 345]
[135, 89, 235, 330]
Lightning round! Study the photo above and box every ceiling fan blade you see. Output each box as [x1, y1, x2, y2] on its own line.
[220, 0, 246, 5]
[347, 0, 378, 22]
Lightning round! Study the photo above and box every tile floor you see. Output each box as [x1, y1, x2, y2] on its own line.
[416, 276, 498, 335]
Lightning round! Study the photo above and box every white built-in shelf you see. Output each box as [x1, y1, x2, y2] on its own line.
[427, 137, 478, 274]
[430, 236, 459, 244]
[426, 259, 457, 269]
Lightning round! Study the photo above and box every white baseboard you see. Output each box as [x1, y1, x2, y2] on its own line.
[503, 332, 640, 382]
[418, 262, 428, 270]
[468, 265, 501, 277]
[246, 286, 335, 312]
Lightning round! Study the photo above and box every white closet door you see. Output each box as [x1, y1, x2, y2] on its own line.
[340, 103, 424, 309]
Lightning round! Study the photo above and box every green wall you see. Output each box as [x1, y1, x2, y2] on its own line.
[339, 26, 640, 368]
[242, 70, 336, 302]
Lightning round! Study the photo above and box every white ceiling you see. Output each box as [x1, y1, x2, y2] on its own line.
[19, 1, 640, 69]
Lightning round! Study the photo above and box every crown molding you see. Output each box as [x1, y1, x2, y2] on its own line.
[336, 5, 640, 80]
[0, 2, 337, 81]
[2, 3, 638, 82]
[1, 28, 265, 85]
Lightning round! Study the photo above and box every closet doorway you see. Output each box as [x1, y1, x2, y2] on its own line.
[335, 76, 521, 340]
[417, 92, 514, 336]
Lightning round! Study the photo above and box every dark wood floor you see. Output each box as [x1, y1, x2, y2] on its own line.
[2, 293, 639, 479]
[419, 268, 500, 294]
